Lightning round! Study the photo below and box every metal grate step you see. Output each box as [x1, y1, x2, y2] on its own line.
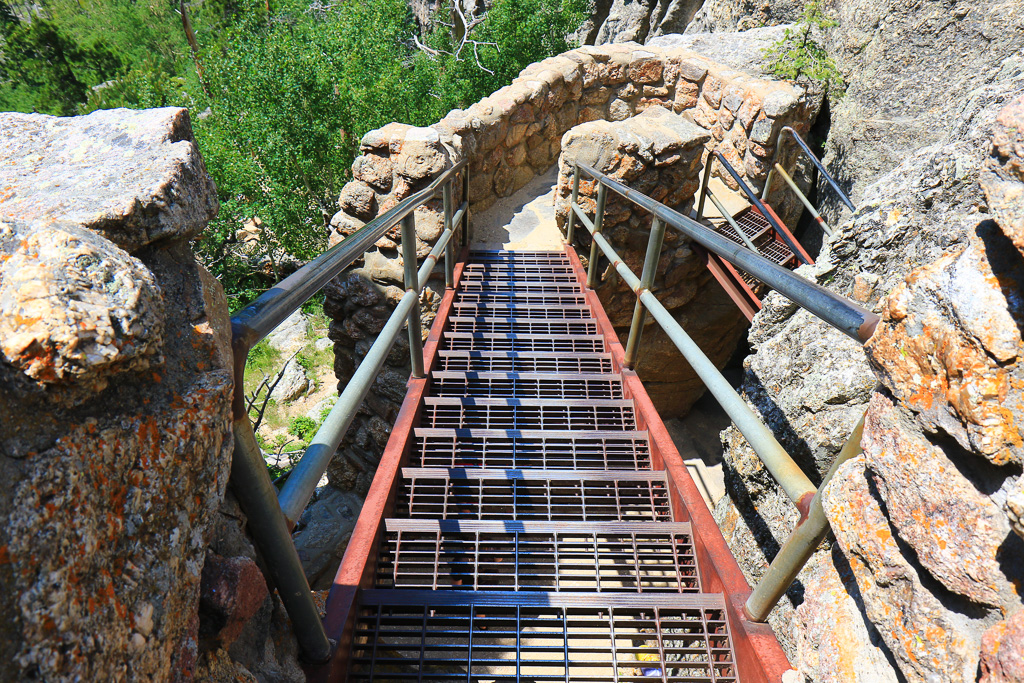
[339, 248, 747, 683]
[463, 263, 576, 274]
[376, 520, 700, 593]
[437, 351, 614, 374]
[421, 398, 636, 431]
[430, 371, 623, 399]
[451, 303, 594, 320]
[443, 333, 606, 353]
[447, 317, 599, 336]
[397, 469, 672, 522]
[458, 281, 583, 294]
[349, 591, 737, 683]
[413, 429, 653, 470]
[453, 292, 587, 307]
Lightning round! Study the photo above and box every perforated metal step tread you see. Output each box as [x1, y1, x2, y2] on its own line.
[348, 247, 741, 682]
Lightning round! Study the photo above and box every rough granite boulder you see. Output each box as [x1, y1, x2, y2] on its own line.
[822, 457, 979, 682]
[0, 108, 218, 252]
[0, 108, 293, 681]
[0, 224, 164, 398]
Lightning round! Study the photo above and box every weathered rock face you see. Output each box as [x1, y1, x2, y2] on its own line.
[687, 0, 1024, 221]
[0, 108, 239, 681]
[713, 82, 1024, 683]
[579, 0, 706, 45]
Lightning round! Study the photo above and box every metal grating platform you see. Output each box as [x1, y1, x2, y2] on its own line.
[413, 430, 653, 470]
[347, 248, 741, 682]
[350, 593, 737, 683]
[420, 397, 636, 431]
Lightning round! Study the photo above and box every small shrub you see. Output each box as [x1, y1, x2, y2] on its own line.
[289, 415, 318, 441]
[763, 0, 845, 97]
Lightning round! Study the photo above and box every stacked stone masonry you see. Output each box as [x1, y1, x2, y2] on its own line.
[326, 40, 820, 424]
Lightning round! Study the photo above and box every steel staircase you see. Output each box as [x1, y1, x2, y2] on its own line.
[341, 249, 742, 682]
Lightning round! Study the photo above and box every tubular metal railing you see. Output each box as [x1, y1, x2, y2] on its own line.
[228, 159, 469, 662]
[762, 126, 857, 237]
[565, 160, 878, 622]
[709, 151, 810, 266]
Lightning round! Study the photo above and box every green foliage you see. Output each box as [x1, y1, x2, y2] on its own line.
[245, 339, 281, 373]
[763, 0, 844, 96]
[0, 0, 586, 305]
[288, 415, 317, 441]
[0, 3, 122, 114]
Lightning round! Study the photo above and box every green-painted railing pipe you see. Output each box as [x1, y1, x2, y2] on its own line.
[772, 163, 834, 237]
[571, 202, 596, 235]
[402, 213, 425, 379]
[277, 223, 456, 527]
[566, 163, 581, 245]
[230, 421, 332, 662]
[745, 413, 866, 621]
[443, 183, 454, 288]
[624, 216, 666, 368]
[638, 289, 816, 506]
[276, 290, 417, 527]
[586, 184, 608, 289]
[705, 189, 761, 254]
[696, 158, 713, 222]
[763, 126, 855, 213]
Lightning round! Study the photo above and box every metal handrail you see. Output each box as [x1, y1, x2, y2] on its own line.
[227, 158, 470, 663]
[711, 151, 810, 266]
[566, 161, 876, 622]
[762, 126, 856, 236]
[573, 162, 879, 342]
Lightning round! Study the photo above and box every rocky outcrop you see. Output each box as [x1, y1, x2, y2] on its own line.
[579, 0, 706, 45]
[0, 107, 301, 682]
[686, 0, 1024, 221]
[712, 61, 1024, 681]
[0, 108, 237, 681]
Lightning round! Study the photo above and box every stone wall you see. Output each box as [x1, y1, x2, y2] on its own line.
[0, 108, 301, 682]
[553, 107, 744, 414]
[322, 37, 821, 464]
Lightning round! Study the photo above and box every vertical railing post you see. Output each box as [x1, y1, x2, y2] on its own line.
[624, 216, 666, 368]
[586, 183, 608, 290]
[442, 181, 454, 288]
[696, 156, 713, 222]
[566, 163, 580, 245]
[401, 213, 425, 378]
[461, 167, 471, 247]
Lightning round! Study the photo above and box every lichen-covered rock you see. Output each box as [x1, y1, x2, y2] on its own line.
[0, 224, 164, 397]
[982, 95, 1024, 254]
[861, 392, 1016, 607]
[7, 374, 232, 680]
[0, 107, 262, 682]
[980, 610, 1024, 682]
[793, 550, 900, 683]
[865, 226, 1024, 466]
[822, 458, 979, 683]
[0, 108, 218, 252]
